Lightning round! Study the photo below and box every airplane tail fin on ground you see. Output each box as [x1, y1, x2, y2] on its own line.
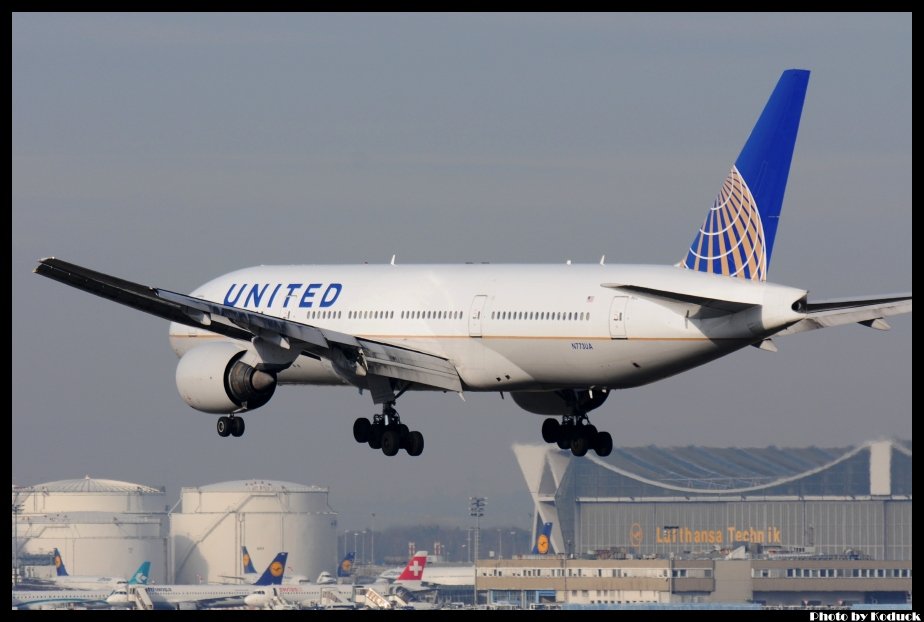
[241, 546, 257, 575]
[337, 551, 355, 578]
[253, 552, 288, 586]
[53, 548, 69, 576]
[682, 69, 810, 281]
[128, 561, 151, 585]
[396, 551, 428, 582]
[532, 522, 554, 554]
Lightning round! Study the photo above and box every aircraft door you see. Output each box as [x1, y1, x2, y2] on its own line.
[469, 295, 488, 337]
[609, 296, 628, 338]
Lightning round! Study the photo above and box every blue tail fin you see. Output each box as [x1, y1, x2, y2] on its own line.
[253, 552, 288, 586]
[682, 69, 810, 281]
[241, 546, 257, 575]
[128, 561, 151, 585]
[52, 548, 69, 576]
[532, 522, 554, 555]
[337, 551, 355, 578]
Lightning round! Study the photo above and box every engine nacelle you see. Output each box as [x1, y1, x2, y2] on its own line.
[175, 342, 277, 414]
[511, 389, 609, 416]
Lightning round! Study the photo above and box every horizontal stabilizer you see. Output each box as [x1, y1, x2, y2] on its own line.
[777, 294, 911, 336]
[601, 283, 757, 312]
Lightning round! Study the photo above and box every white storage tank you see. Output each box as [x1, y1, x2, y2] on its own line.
[170, 479, 337, 584]
[12, 476, 168, 582]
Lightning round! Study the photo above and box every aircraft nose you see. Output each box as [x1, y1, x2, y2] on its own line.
[244, 593, 263, 607]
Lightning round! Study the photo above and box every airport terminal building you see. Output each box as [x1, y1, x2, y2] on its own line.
[514, 440, 911, 562]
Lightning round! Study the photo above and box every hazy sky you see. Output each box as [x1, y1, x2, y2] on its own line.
[12, 13, 911, 532]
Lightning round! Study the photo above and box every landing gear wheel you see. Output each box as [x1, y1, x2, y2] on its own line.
[381, 430, 401, 457]
[217, 417, 231, 437]
[570, 434, 589, 457]
[396, 423, 410, 448]
[541, 418, 560, 443]
[353, 418, 372, 443]
[230, 417, 245, 437]
[594, 431, 613, 457]
[583, 424, 598, 442]
[406, 431, 424, 457]
[368, 423, 384, 449]
[557, 427, 572, 450]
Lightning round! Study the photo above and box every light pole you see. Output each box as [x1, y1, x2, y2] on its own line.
[497, 529, 502, 559]
[371, 513, 375, 565]
[353, 532, 359, 564]
[510, 531, 517, 558]
[469, 497, 486, 605]
[12, 504, 23, 587]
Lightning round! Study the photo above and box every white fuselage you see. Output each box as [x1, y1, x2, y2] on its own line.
[244, 583, 357, 609]
[108, 583, 264, 608]
[169, 263, 807, 395]
[12, 589, 115, 610]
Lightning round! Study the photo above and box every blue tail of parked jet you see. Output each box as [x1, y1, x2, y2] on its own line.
[337, 551, 355, 578]
[532, 522, 554, 555]
[253, 552, 288, 586]
[241, 546, 258, 575]
[52, 548, 69, 576]
[128, 561, 151, 585]
[682, 69, 810, 281]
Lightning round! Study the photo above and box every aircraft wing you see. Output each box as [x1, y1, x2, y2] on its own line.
[776, 294, 912, 336]
[34, 258, 462, 394]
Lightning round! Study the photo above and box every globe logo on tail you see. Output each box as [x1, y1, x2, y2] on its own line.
[683, 166, 767, 281]
[341, 559, 352, 573]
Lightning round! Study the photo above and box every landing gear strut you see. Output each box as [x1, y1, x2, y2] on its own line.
[353, 402, 425, 457]
[541, 413, 612, 457]
[216, 415, 245, 438]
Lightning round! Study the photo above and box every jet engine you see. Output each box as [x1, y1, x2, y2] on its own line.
[175, 342, 277, 413]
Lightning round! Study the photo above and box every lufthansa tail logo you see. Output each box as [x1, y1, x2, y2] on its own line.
[536, 534, 549, 555]
[270, 561, 284, 577]
[341, 559, 352, 573]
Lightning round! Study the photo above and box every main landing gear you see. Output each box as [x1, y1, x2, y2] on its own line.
[352, 403, 425, 457]
[541, 414, 612, 457]
[216, 415, 245, 438]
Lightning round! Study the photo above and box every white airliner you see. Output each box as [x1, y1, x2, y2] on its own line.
[34, 69, 911, 457]
[243, 550, 429, 609]
[20, 548, 151, 592]
[105, 552, 287, 609]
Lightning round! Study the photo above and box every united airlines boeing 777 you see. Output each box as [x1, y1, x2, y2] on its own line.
[34, 70, 911, 458]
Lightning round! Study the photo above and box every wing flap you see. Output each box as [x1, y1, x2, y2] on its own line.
[358, 339, 463, 392]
